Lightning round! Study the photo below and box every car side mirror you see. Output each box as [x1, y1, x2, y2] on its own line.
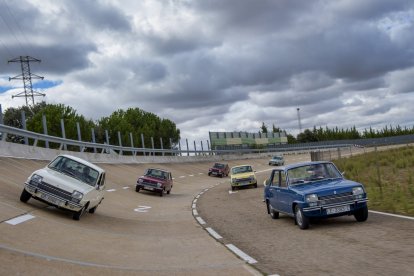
[263, 179, 270, 186]
[342, 171, 346, 176]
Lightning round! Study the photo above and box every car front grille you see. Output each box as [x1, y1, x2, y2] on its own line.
[30, 180, 73, 201]
[234, 177, 252, 183]
[318, 192, 354, 205]
[141, 179, 158, 187]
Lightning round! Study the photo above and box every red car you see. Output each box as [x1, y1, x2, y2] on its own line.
[208, 163, 230, 178]
[136, 168, 173, 197]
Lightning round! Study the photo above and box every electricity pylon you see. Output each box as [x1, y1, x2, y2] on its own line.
[8, 56, 45, 107]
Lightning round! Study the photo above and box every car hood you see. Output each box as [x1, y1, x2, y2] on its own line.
[289, 178, 362, 195]
[32, 167, 94, 194]
[231, 172, 255, 180]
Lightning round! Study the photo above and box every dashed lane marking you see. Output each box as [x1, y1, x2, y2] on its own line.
[192, 209, 198, 216]
[196, 216, 206, 225]
[225, 244, 257, 264]
[206, 227, 222, 240]
[5, 214, 35, 225]
[122, 186, 130, 189]
[106, 189, 116, 192]
[134, 206, 152, 213]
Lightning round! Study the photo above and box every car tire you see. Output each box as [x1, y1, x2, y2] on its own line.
[219, 174, 223, 178]
[354, 206, 368, 222]
[89, 204, 98, 214]
[208, 172, 211, 176]
[295, 205, 309, 229]
[167, 188, 171, 194]
[73, 206, 86, 221]
[253, 183, 258, 188]
[20, 189, 31, 203]
[159, 190, 163, 197]
[267, 202, 279, 219]
[135, 186, 140, 192]
[231, 186, 235, 191]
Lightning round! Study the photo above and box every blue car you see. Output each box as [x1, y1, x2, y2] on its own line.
[264, 161, 368, 229]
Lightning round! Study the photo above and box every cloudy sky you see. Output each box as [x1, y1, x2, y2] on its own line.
[1, 0, 414, 145]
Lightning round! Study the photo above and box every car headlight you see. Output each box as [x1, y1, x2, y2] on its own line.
[353, 187, 365, 199]
[231, 178, 236, 184]
[157, 182, 162, 188]
[72, 190, 84, 202]
[305, 194, 318, 203]
[30, 174, 43, 186]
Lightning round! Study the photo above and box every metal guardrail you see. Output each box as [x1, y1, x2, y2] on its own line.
[0, 124, 358, 156]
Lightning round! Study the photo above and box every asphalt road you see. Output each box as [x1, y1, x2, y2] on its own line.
[196, 156, 414, 276]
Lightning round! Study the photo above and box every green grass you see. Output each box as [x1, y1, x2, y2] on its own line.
[334, 145, 414, 216]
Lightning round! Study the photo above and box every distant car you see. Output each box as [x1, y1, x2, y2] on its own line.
[263, 161, 368, 229]
[230, 165, 257, 191]
[208, 163, 230, 178]
[136, 168, 173, 197]
[20, 154, 106, 220]
[269, 155, 284, 166]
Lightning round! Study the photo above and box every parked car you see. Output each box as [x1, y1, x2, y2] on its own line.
[230, 165, 257, 191]
[208, 163, 230, 178]
[268, 155, 284, 166]
[20, 154, 106, 220]
[263, 161, 368, 229]
[136, 168, 173, 197]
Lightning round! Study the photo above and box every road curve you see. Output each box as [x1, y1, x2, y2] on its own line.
[0, 156, 271, 276]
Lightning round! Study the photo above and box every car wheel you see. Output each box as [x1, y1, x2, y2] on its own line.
[354, 206, 368, 222]
[267, 202, 279, 219]
[253, 183, 258, 188]
[231, 186, 235, 191]
[73, 206, 86, 221]
[159, 190, 164, 197]
[135, 185, 140, 192]
[88, 205, 98, 214]
[208, 172, 211, 176]
[219, 174, 223, 178]
[295, 205, 309, 229]
[167, 188, 171, 194]
[20, 189, 31, 203]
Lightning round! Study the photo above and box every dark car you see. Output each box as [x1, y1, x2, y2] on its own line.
[264, 161, 368, 229]
[208, 163, 229, 178]
[136, 168, 173, 197]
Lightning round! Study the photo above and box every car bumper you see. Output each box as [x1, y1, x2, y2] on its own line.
[24, 183, 83, 211]
[137, 184, 162, 193]
[302, 199, 368, 217]
[231, 180, 257, 187]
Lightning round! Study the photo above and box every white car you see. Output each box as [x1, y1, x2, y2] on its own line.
[20, 154, 106, 220]
[268, 155, 284, 166]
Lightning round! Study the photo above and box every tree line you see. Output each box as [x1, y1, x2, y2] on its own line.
[260, 122, 414, 143]
[2, 102, 180, 152]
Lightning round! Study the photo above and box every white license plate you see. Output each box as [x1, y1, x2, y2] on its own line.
[40, 193, 62, 205]
[146, 187, 154, 191]
[212, 172, 217, 175]
[326, 205, 350, 215]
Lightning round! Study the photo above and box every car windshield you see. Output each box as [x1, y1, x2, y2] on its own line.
[214, 163, 225, 169]
[272, 156, 282, 160]
[232, 165, 253, 174]
[287, 163, 342, 185]
[48, 156, 99, 186]
[145, 169, 167, 180]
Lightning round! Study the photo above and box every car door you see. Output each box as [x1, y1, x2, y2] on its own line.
[90, 172, 105, 207]
[267, 170, 283, 211]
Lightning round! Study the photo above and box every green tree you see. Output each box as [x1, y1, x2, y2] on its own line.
[260, 122, 268, 133]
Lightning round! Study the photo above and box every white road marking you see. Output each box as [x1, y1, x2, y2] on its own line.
[172, 177, 175, 180]
[192, 204, 196, 209]
[196, 216, 206, 225]
[134, 206, 152, 213]
[196, 194, 200, 199]
[189, 174, 194, 177]
[193, 198, 198, 204]
[229, 191, 238, 194]
[179, 176, 186, 178]
[122, 186, 130, 189]
[106, 189, 116, 192]
[193, 209, 198, 216]
[198, 173, 203, 175]
[206, 227, 222, 239]
[5, 214, 35, 225]
[369, 210, 414, 220]
[225, 244, 257, 264]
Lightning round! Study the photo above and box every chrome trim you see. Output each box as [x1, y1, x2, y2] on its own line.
[25, 183, 83, 209]
[303, 199, 368, 212]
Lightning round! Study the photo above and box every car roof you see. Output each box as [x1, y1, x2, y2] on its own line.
[281, 161, 333, 170]
[58, 154, 105, 173]
[231, 164, 252, 169]
[146, 167, 170, 173]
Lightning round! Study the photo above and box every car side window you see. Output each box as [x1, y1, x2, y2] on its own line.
[280, 172, 287, 188]
[271, 171, 287, 187]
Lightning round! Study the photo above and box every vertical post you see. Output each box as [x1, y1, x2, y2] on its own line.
[21, 111, 28, 145]
[130, 133, 135, 156]
[42, 114, 49, 148]
[151, 137, 155, 156]
[194, 140, 197, 156]
[179, 140, 182, 156]
[105, 130, 110, 154]
[0, 104, 3, 124]
[76, 122, 83, 151]
[141, 133, 146, 156]
[160, 137, 164, 156]
[186, 139, 189, 156]
[201, 140, 204, 156]
[60, 119, 67, 150]
[91, 128, 97, 153]
[207, 140, 210, 151]
[118, 131, 123, 155]
[169, 137, 173, 153]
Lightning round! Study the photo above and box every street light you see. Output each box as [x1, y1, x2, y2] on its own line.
[297, 108, 302, 133]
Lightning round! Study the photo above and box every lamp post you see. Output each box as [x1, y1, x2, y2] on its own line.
[297, 108, 302, 133]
